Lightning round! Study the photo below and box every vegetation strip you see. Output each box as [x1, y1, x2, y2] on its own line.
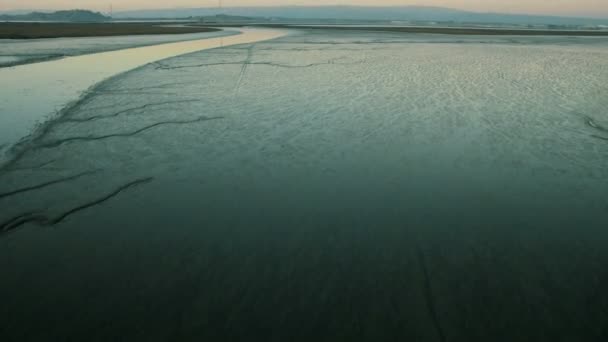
[0, 23, 220, 39]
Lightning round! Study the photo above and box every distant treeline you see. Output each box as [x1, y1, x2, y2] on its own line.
[115, 6, 608, 27]
[0, 10, 109, 22]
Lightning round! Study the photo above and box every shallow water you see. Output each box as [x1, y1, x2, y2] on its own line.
[0, 28, 287, 164]
[1, 30, 608, 341]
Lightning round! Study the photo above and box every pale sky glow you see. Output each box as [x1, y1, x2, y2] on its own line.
[2, 0, 608, 17]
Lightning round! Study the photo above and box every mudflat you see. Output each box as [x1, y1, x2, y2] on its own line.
[1, 30, 608, 340]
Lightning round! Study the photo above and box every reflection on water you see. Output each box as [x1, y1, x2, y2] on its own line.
[0, 28, 287, 164]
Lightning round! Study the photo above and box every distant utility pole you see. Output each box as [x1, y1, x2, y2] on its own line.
[218, 0, 223, 24]
[109, 4, 113, 18]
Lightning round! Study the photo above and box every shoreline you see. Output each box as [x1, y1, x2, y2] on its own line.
[225, 23, 608, 36]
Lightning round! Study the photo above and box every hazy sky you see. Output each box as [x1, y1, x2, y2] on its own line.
[2, 0, 608, 17]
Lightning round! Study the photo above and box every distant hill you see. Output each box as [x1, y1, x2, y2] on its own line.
[0, 10, 109, 22]
[114, 6, 608, 26]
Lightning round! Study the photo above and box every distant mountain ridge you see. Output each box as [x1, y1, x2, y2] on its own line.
[0, 10, 109, 22]
[114, 6, 608, 26]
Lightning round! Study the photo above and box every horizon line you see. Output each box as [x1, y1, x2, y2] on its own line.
[2, 5, 608, 21]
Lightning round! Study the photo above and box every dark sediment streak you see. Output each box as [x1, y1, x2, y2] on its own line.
[0, 75, 118, 171]
[591, 135, 608, 141]
[0, 170, 97, 200]
[63, 99, 201, 123]
[0, 212, 46, 235]
[234, 45, 255, 95]
[4, 159, 57, 172]
[0, 177, 153, 236]
[49, 177, 153, 225]
[0, 49, 221, 170]
[586, 117, 608, 134]
[417, 247, 447, 342]
[39, 116, 223, 149]
[155, 58, 353, 70]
